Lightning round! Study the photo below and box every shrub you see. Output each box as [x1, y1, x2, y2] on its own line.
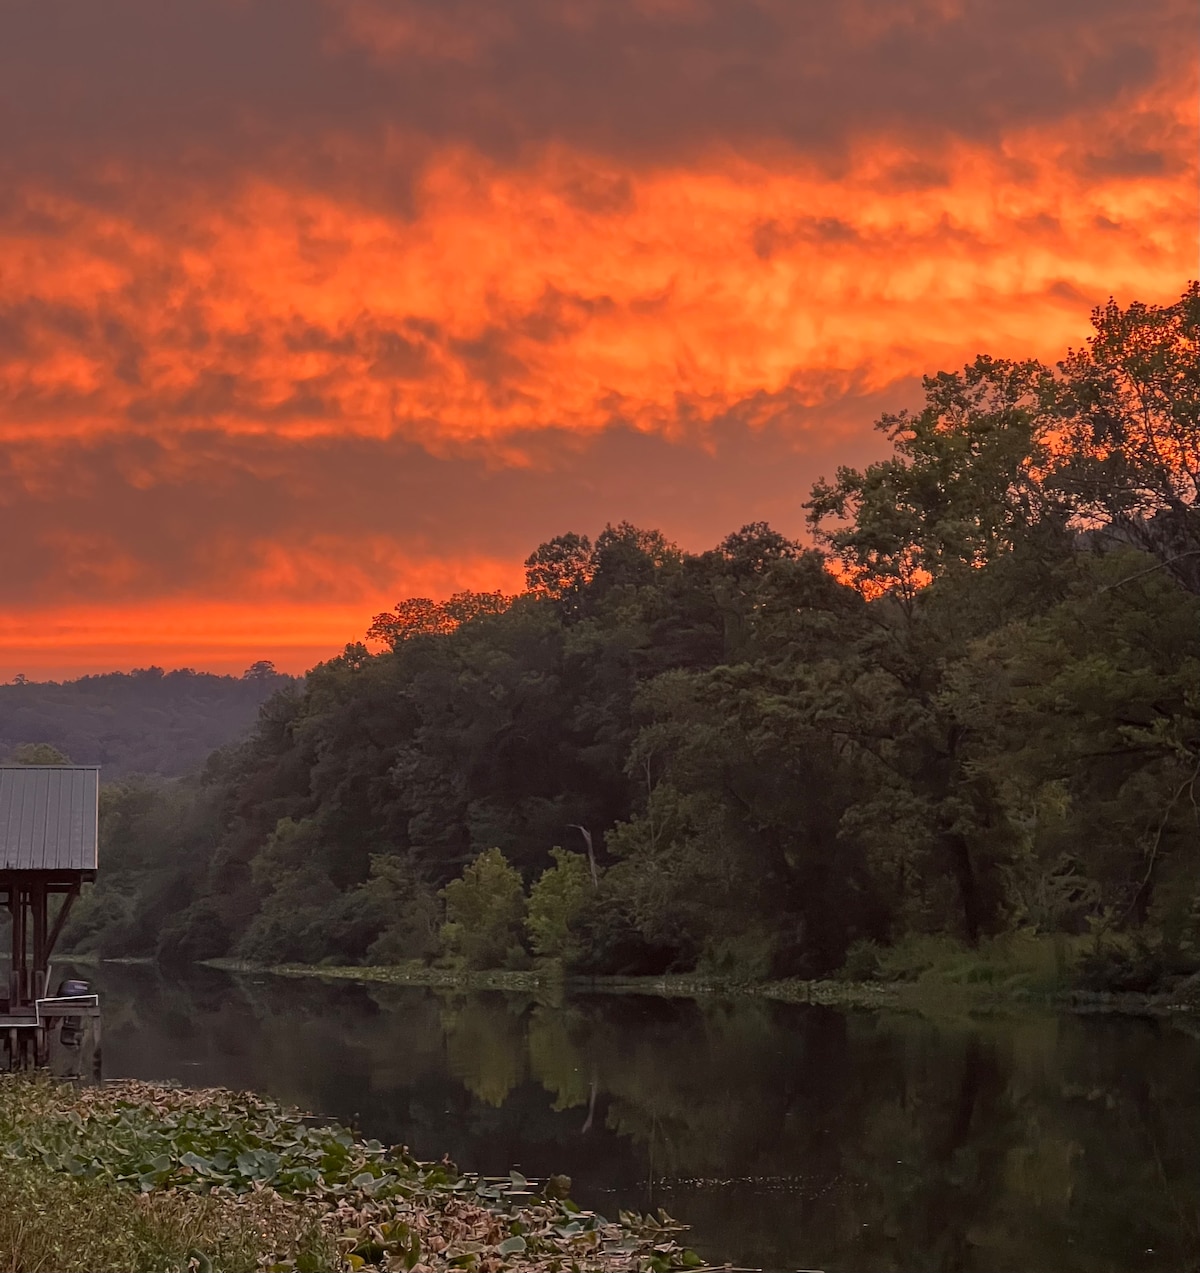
[838, 938, 883, 982]
[60, 888, 136, 957]
[439, 849, 527, 970]
[1073, 936, 1200, 995]
[526, 848, 593, 966]
[696, 926, 778, 982]
[365, 887, 441, 964]
[838, 930, 1088, 994]
[568, 889, 679, 976]
[361, 855, 442, 964]
[0, 1158, 332, 1273]
[155, 899, 231, 965]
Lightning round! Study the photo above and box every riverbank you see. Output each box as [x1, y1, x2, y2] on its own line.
[0, 1074, 706, 1273]
[200, 957, 1200, 1015]
[204, 958, 904, 1006]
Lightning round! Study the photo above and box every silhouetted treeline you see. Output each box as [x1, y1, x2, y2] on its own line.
[68, 284, 1200, 993]
[0, 664, 293, 778]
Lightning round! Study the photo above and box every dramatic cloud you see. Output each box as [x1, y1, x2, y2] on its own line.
[0, 389, 909, 673]
[0, 0, 1195, 675]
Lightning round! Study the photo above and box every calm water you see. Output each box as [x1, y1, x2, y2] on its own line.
[75, 963, 1199, 1273]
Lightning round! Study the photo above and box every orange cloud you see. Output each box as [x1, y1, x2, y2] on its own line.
[4, 128, 1194, 448]
[0, 0, 1195, 677]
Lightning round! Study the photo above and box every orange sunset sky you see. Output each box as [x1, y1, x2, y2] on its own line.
[2, 0, 1198, 679]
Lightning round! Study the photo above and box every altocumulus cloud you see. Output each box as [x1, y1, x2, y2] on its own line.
[0, 0, 1195, 674]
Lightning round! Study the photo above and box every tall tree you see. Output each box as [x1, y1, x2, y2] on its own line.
[1053, 282, 1200, 592]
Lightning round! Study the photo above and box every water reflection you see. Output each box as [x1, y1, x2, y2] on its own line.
[79, 963, 1200, 1273]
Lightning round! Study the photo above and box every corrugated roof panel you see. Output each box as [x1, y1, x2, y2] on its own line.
[0, 772, 15, 865]
[43, 774, 59, 872]
[17, 771, 37, 869]
[53, 768, 72, 871]
[31, 769, 49, 869]
[79, 770, 92, 855]
[0, 767, 99, 872]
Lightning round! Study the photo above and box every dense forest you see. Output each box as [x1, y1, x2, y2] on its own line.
[60, 284, 1200, 993]
[0, 665, 294, 778]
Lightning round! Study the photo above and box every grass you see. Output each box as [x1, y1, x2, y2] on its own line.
[0, 1162, 267, 1273]
[835, 930, 1200, 1011]
[0, 1154, 331, 1273]
[0, 1074, 706, 1273]
[840, 931, 1081, 992]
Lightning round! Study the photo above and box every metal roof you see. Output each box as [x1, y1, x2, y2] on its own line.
[0, 767, 99, 873]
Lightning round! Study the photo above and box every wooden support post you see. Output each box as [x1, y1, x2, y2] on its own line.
[44, 885, 80, 974]
[11, 888, 26, 1009]
[19, 887, 29, 1007]
[31, 879, 47, 1004]
[91, 1013, 102, 1082]
[6, 888, 16, 1011]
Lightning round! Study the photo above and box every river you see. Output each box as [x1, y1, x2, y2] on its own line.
[76, 962, 1199, 1273]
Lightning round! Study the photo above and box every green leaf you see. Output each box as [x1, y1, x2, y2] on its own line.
[497, 1236, 527, 1255]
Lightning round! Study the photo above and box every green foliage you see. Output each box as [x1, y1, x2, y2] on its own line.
[361, 855, 443, 965]
[64, 775, 226, 959]
[368, 591, 512, 648]
[0, 666, 294, 778]
[839, 932, 1086, 994]
[1073, 934, 1200, 995]
[0, 1076, 703, 1273]
[65, 283, 1200, 993]
[440, 849, 528, 970]
[237, 818, 339, 964]
[806, 355, 1059, 603]
[0, 1160, 324, 1273]
[5, 740, 72, 764]
[524, 531, 594, 602]
[526, 848, 593, 965]
[157, 899, 231, 965]
[0, 1082, 334, 1272]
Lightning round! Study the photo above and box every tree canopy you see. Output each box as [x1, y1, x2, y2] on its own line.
[0, 666, 295, 778]
[66, 284, 1200, 995]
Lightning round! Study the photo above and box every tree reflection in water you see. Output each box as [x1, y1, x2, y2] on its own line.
[81, 963, 1200, 1273]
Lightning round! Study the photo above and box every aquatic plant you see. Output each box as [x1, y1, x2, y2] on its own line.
[0, 1076, 705, 1272]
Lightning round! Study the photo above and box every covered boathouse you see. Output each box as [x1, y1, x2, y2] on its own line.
[0, 765, 100, 1068]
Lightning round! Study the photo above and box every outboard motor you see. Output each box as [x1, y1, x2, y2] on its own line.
[57, 979, 91, 1047]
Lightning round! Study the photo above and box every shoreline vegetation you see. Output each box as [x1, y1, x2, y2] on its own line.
[45, 284, 1200, 1016]
[77, 930, 1200, 1015]
[0, 1074, 707, 1273]
[199, 952, 1200, 1016]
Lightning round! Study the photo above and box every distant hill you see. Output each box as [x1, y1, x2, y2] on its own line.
[0, 665, 296, 779]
